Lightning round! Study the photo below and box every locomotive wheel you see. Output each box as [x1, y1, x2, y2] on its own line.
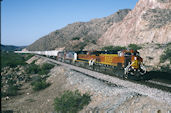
[112, 68, 124, 78]
[127, 72, 143, 81]
[94, 65, 99, 72]
[75, 61, 80, 67]
[123, 74, 128, 79]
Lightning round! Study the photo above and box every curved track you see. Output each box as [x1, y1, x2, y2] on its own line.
[38, 55, 171, 105]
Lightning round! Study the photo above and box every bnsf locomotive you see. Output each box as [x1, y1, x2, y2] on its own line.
[57, 49, 146, 79]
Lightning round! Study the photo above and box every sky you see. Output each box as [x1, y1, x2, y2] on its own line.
[2, 0, 138, 46]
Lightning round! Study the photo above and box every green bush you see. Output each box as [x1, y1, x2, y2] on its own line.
[166, 42, 171, 46]
[160, 65, 171, 73]
[31, 80, 50, 91]
[31, 76, 50, 91]
[73, 42, 87, 51]
[101, 46, 126, 51]
[72, 37, 80, 40]
[54, 90, 91, 113]
[41, 63, 54, 72]
[26, 64, 40, 74]
[26, 63, 54, 75]
[91, 40, 96, 44]
[24, 53, 34, 61]
[1, 74, 20, 97]
[160, 48, 171, 63]
[31, 59, 37, 64]
[128, 44, 142, 50]
[1, 52, 26, 68]
[2, 85, 18, 97]
[38, 63, 54, 75]
[79, 42, 87, 50]
[6, 85, 18, 96]
[7, 79, 17, 86]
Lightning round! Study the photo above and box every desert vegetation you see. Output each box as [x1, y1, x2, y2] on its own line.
[1, 52, 55, 98]
[54, 90, 91, 113]
[160, 46, 171, 64]
[25, 63, 54, 91]
[158, 43, 171, 74]
[101, 46, 126, 51]
[31, 76, 51, 91]
[128, 44, 142, 50]
[1, 78, 19, 97]
[101, 44, 142, 51]
[72, 37, 80, 40]
[26, 63, 54, 75]
[1, 52, 26, 68]
[1, 52, 34, 68]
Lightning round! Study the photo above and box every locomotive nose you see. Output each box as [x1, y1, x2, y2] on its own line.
[131, 57, 139, 69]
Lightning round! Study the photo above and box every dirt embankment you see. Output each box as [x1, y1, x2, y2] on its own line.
[2, 56, 171, 113]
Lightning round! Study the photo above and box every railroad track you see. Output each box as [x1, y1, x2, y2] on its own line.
[40, 55, 171, 91]
[147, 80, 171, 88]
[38, 55, 171, 105]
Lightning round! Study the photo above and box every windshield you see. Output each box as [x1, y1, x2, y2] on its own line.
[124, 52, 131, 56]
[133, 52, 139, 56]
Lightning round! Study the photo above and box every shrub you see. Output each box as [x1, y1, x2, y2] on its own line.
[6, 85, 18, 96]
[72, 37, 80, 40]
[38, 63, 54, 75]
[1, 52, 26, 68]
[24, 53, 34, 61]
[91, 40, 96, 44]
[73, 42, 87, 51]
[160, 65, 171, 73]
[7, 79, 17, 86]
[41, 63, 54, 72]
[79, 42, 87, 50]
[31, 59, 37, 64]
[2, 85, 19, 97]
[160, 48, 171, 63]
[128, 44, 142, 50]
[31, 76, 50, 91]
[26, 64, 40, 74]
[26, 63, 54, 75]
[101, 46, 126, 51]
[54, 90, 91, 113]
[31, 80, 50, 91]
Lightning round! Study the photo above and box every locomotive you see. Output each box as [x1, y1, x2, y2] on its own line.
[57, 49, 146, 79]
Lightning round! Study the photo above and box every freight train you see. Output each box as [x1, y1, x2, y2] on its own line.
[15, 49, 146, 79]
[57, 49, 146, 79]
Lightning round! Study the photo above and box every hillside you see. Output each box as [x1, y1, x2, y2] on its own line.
[1, 44, 27, 51]
[98, 0, 171, 46]
[95, 0, 171, 68]
[26, 9, 131, 51]
[2, 55, 171, 112]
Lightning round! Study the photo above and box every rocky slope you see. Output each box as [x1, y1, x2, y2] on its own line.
[98, 0, 171, 47]
[26, 9, 131, 51]
[2, 56, 171, 112]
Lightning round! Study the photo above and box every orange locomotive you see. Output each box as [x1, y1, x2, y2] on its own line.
[75, 49, 146, 78]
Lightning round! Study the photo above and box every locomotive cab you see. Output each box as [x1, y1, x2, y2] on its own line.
[123, 50, 146, 76]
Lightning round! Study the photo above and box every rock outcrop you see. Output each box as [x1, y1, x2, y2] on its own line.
[26, 9, 131, 51]
[98, 0, 171, 47]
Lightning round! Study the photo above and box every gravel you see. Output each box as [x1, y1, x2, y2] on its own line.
[64, 68, 141, 112]
[44, 56, 171, 105]
[40, 56, 171, 112]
